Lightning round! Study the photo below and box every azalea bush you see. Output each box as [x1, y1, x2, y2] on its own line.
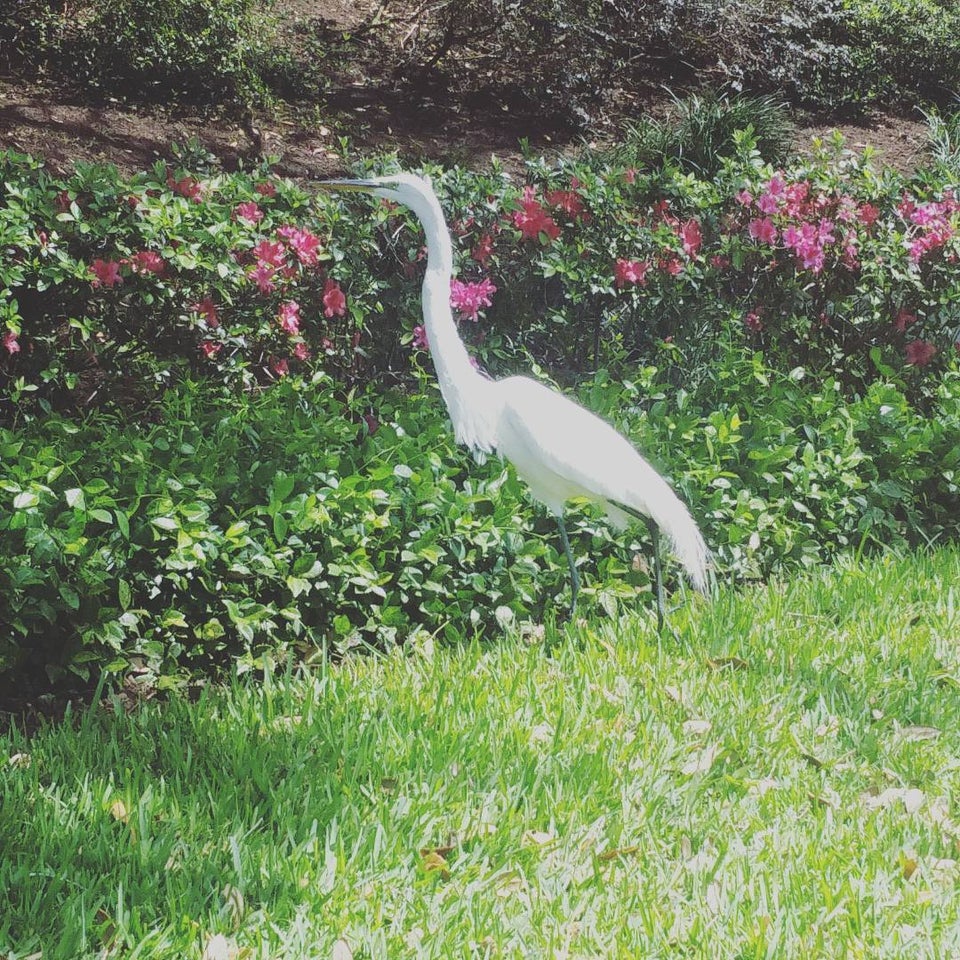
[0, 151, 362, 421]
[3, 138, 960, 424]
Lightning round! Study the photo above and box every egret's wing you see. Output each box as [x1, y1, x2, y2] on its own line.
[495, 376, 664, 511]
[494, 376, 709, 592]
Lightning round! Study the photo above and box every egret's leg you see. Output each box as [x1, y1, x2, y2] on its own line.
[557, 514, 580, 618]
[645, 518, 666, 632]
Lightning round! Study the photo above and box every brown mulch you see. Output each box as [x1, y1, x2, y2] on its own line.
[0, 73, 930, 183]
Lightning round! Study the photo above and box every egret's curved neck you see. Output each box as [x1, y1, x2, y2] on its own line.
[406, 188, 495, 451]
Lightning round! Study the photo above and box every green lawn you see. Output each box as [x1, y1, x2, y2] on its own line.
[3, 548, 960, 959]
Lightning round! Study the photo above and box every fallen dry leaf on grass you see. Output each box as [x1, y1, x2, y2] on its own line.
[419, 848, 451, 879]
[896, 724, 941, 742]
[863, 787, 925, 814]
[522, 829, 557, 847]
[202, 933, 237, 960]
[681, 743, 721, 776]
[331, 939, 353, 960]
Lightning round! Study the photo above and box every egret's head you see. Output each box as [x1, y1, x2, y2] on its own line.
[318, 172, 437, 211]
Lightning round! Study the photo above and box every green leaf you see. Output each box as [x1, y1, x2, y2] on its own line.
[65, 487, 85, 509]
[118, 579, 132, 610]
[13, 491, 39, 509]
[58, 583, 80, 610]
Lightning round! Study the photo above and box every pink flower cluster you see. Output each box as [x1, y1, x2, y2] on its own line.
[898, 193, 959, 263]
[323, 278, 346, 318]
[167, 173, 204, 202]
[193, 218, 344, 369]
[905, 340, 937, 367]
[513, 186, 561, 243]
[612, 200, 703, 289]
[545, 189, 586, 220]
[233, 201, 264, 225]
[450, 277, 497, 320]
[90, 250, 166, 289]
[614, 258, 649, 288]
[245, 225, 324, 294]
[741, 173, 880, 274]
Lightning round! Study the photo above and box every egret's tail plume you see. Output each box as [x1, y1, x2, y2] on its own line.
[655, 497, 710, 595]
[611, 479, 710, 595]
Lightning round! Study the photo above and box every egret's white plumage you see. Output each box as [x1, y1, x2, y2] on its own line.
[321, 173, 710, 619]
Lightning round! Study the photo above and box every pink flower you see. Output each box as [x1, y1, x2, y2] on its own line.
[898, 195, 917, 219]
[277, 225, 322, 265]
[680, 219, 702, 257]
[193, 297, 219, 328]
[624, 168, 637, 185]
[893, 308, 917, 333]
[287, 228, 322, 266]
[748, 218, 778, 245]
[450, 277, 497, 320]
[293, 341, 311, 361]
[277, 300, 301, 336]
[744, 311, 763, 332]
[512, 187, 560, 242]
[234, 201, 264, 225]
[836, 195, 857, 222]
[757, 192, 780, 215]
[199, 340, 221, 359]
[614, 258, 650, 288]
[323, 278, 347, 318]
[710, 255, 730, 269]
[858, 203, 880, 226]
[545, 189, 585, 219]
[735, 189, 753, 207]
[255, 181, 277, 198]
[766, 173, 786, 197]
[270, 356, 289, 377]
[412, 325, 429, 350]
[908, 235, 933, 261]
[472, 232, 495, 266]
[90, 258, 123, 288]
[247, 261, 277, 294]
[252, 239, 286, 267]
[841, 231, 860, 270]
[3, 331, 20, 355]
[652, 199, 676, 226]
[905, 340, 936, 367]
[660, 257, 683, 276]
[168, 175, 203, 202]
[128, 250, 165, 276]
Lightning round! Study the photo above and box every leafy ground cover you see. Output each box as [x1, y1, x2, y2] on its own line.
[2, 547, 959, 958]
[3, 359, 958, 685]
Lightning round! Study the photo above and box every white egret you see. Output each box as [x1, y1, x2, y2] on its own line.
[320, 173, 709, 626]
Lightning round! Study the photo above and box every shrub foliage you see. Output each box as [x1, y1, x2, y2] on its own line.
[2, 137, 959, 683]
[2, 0, 958, 114]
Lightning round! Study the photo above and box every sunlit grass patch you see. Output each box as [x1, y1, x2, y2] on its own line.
[2, 547, 959, 958]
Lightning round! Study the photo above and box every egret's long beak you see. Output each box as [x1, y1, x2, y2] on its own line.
[318, 178, 378, 193]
